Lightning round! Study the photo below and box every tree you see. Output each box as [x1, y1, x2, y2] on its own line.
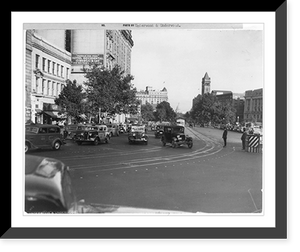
[141, 102, 155, 122]
[154, 101, 177, 122]
[190, 93, 236, 125]
[54, 79, 86, 122]
[83, 64, 139, 119]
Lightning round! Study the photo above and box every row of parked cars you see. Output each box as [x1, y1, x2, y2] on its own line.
[25, 122, 194, 153]
[25, 123, 125, 153]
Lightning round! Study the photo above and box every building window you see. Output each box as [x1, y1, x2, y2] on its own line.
[48, 80, 51, 96]
[42, 79, 46, 95]
[66, 68, 69, 79]
[42, 58, 46, 72]
[35, 77, 39, 93]
[52, 81, 55, 97]
[35, 54, 40, 69]
[57, 64, 60, 76]
[47, 60, 51, 73]
[61, 65, 64, 78]
[52, 62, 55, 75]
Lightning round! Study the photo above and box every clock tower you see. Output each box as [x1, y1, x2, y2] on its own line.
[202, 72, 211, 95]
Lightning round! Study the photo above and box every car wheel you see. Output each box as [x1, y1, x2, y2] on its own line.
[25, 142, 30, 153]
[187, 142, 193, 148]
[172, 140, 176, 148]
[53, 141, 61, 150]
[94, 138, 99, 145]
[105, 137, 110, 144]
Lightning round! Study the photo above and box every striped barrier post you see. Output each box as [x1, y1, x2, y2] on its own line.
[246, 134, 261, 153]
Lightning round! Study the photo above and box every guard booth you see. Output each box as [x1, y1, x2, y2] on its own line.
[245, 134, 262, 153]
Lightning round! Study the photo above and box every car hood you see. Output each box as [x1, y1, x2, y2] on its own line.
[69, 201, 193, 214]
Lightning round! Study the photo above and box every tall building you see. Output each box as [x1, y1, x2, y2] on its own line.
[136, 86, 168, 110]
[69, 29, 134, 84]
[25, 29, 134, 124]
[28, 30, 72, 124]
[244, 88, 263, 123]
[202, 72, 211, 95]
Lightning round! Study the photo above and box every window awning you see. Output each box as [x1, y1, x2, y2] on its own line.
[43, 111, 58, 118]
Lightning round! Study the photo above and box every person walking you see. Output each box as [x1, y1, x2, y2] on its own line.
[241, 127, 247, 150]
[222, 127, 228, 147]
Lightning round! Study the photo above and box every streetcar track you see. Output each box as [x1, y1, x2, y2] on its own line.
[69, 128, 226, 172]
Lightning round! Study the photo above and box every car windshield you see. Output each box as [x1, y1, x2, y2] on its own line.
[131, 126, 145, 132]
[173, 127, 184, 134]
[26, 126, 39, 133]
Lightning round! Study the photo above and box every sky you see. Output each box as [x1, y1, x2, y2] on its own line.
[130, 27, 263, 113]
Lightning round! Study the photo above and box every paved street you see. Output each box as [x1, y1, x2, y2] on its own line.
[28, 126, 262, 213]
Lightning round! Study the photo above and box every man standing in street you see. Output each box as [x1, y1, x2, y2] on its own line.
[241, 127, 247, 150]
[222, 127, 228, 147]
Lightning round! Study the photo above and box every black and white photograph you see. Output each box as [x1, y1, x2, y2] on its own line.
[7, 6, 289, 243]
[23, 23, 263, 215]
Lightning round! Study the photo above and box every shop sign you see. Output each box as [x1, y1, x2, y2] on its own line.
[72, 54, 104, 66]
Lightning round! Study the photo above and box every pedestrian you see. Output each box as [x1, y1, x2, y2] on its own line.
[241, 127, 247, 150]
[222, 127, 228, 147]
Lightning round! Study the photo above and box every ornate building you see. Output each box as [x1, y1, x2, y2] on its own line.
[136, 86, 168, 110]
[244, 88, 263, 123]
[202, 72, 211, 95]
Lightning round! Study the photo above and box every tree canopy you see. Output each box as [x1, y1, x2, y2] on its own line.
[54, 79, 86, 121]
[83, 64, 139, 117]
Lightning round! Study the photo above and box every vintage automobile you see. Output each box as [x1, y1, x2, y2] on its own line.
[25, 124, 65, 153]
[128, 124, 148, 145]
[25, 155, 76, 213]
[154, 124, 167, 138]
[73, 126, 110, 145]
[106, 123, 120, 137]
[25, 155, 189, 214]
[64, 124, 92, 140]
[161, 125, 193, 148]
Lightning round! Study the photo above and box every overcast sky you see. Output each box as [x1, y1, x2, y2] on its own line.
[130, 27, 263, 113]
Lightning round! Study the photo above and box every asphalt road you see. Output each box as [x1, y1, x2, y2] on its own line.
[27, 126, 262, 214]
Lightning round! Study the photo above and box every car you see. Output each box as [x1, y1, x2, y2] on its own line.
[128, 124, 148, 144]
[161, 125, 193, 148]
[73, 127, 110, 145]
[154, 124, 166, 138]
[106, 123, 120, 137]
[25, 124, 65, 153]
[25, 155, 76, 213]
[65, 124, 87, 140]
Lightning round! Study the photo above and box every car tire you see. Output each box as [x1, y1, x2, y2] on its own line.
[105, 137, 109, 144]
[53, 141, 61, 150]
[25, 142, 30, 153]
[172, 140, 176, 148]
[187, 142, 193, 149]
[94, 138, 99, 145]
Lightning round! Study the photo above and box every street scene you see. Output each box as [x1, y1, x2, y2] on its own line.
[24, 24, 263, 214]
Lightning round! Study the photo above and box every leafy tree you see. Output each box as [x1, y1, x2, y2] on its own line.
[54, 79, 86, 122]
[154, 101, 177, 122]
[141, 102, 155, 122]
[190, 93, 236, 125]
[83, 64, 139, 118]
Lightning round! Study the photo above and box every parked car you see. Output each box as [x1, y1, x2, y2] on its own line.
[65, 124, 87, 139]
[73, 127, 110, 145]
[161, 125, 193, 148]
[25, 124, 65, 153]
[106, 123, 120, 137]
[128, 124, 148, 145]
[25, 155, 76, 213]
